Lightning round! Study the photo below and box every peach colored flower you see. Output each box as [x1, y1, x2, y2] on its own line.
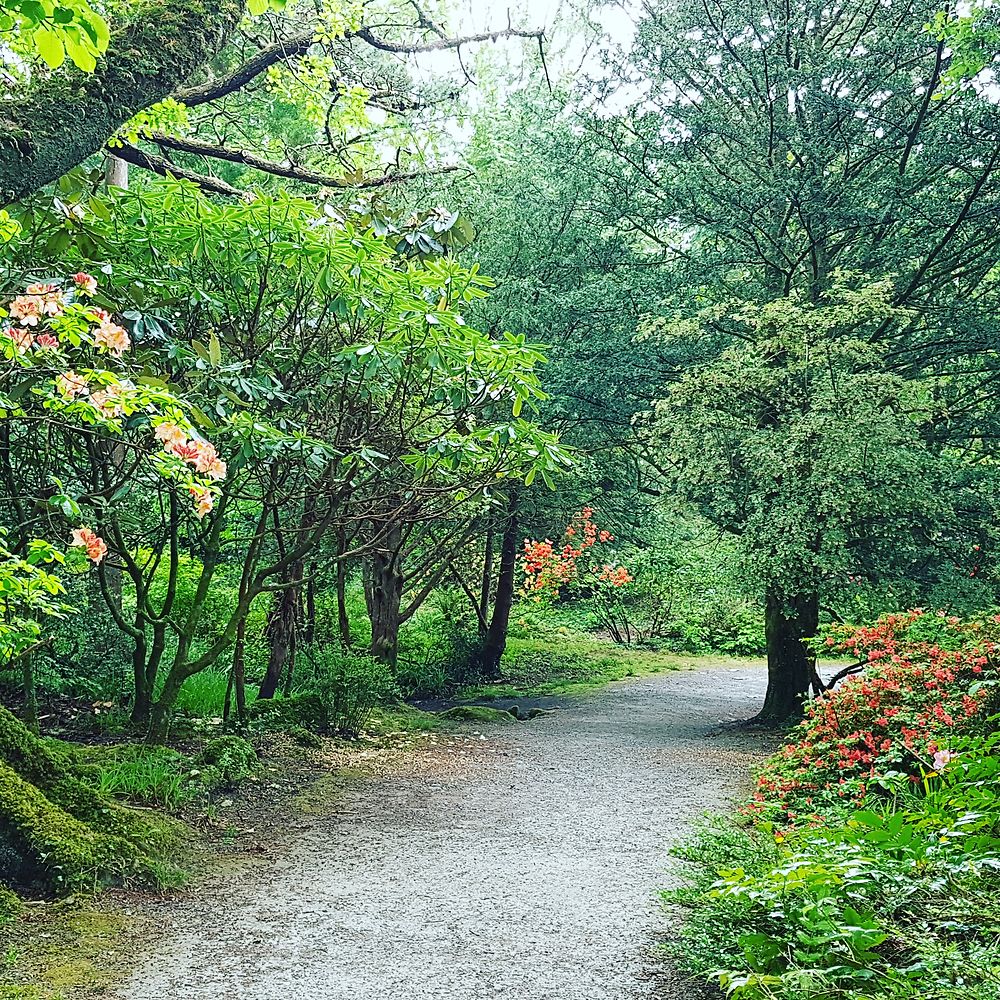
[70, 526, 108, 565]
[190, 440, 227, 480]
[154, 422, 187, 450]
[56, 370, 88, 398]
[73, 272, 98, 295]
[169, 440, 200, 464]
[188, 485, 214, 519]
[89, 388, 124, 418]
[2, 326, 34, 353]
[34, 333, 58, 350]
[9, 296, 42, 326]
[93, 320, 130, 357]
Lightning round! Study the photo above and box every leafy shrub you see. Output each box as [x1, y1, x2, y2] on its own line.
[294, 647, 398, 735]
[248, 691, 327, 731]
[752, 610, 1000, 822]
[670, 610, 1000, 1000]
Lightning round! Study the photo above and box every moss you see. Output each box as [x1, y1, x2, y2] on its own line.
[0, 708, 181, 894]
[194, 736, 259, 790]
[4, 904, 131, 996]
[437, 705, 518, 725]
[293, 771, 354, 816]
[369, 703, 442, 733]
[249, 692, 326, 731]
[288, 726, 323, 749]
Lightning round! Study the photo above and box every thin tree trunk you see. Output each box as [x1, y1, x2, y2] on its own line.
[105, 154, 129, 189]
[756, 589, 819, 723]
[336, 528, 352, 647]
[480, 495, 519, 679]
[478, 526, 494, 639]
[259, 566, 300, 699]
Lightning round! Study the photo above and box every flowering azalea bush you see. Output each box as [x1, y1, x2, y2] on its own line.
[1, 273, 226, 528]
[521, 507, 631, 600]
[669, 611, 1000, 1000]
[750, 610, 1000, 823]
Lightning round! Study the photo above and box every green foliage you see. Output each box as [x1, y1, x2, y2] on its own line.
[88, 745, 192, 810]
[193, 735, 258, 788]
[294, 647, 398, 736]
[0, 0, 109, 72]
[671, 611, 1000, 999]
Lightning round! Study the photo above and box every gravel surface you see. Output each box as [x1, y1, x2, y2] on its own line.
[108, 663, 770, 1000]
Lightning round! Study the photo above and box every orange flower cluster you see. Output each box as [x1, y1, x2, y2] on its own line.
[70, 526, 108, 565]
[521, 507, 630, 599]
[750, 610, 1000, 824]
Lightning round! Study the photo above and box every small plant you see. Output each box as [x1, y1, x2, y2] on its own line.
[295, 647, 398, 735]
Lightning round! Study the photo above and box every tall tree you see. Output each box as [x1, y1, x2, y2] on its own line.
[587, 0, 1000, 719]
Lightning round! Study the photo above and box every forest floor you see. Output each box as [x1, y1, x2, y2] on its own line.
[60, 660, 775, 1000]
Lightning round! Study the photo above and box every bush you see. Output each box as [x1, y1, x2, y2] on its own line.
[669, 610, 1000, 1000]
[294, 647, 398, 735]
[752, 610, 1000, 823]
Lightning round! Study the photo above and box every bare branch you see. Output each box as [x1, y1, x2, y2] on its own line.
[149, 132, 461, 188]
[113, 142, 249, 199]
[354, 24, 544, 54]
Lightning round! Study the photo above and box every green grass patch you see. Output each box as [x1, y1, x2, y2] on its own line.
[458, 630, 717, 700]
[173, 669, 257, 719]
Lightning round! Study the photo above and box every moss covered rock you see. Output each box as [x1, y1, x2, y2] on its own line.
[194, 735, 259, 790]
[0, 706, 173, 895]
[438, 705, 519, 725]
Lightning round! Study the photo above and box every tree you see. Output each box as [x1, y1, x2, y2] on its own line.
[586, 0, 1000, 719]
[0, 180, 566, 739]
[0, 0, 546, 203]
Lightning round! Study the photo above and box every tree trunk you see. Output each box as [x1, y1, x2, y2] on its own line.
[478, 526, 494, 639]
[0, 0, 245, 203]
[224, 616, 247, 730]
[105, 154, 129, 189]
[480, 495, 519, 679]
[756, 590, 819, 723]
[259, 564, 301, 700]
[366, 528, 404, 666]
[336, 528, 352, 647]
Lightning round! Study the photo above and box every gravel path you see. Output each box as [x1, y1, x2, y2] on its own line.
[109, 663, 770, 1000]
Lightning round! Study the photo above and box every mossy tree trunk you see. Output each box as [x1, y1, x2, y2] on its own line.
[0, 0, 245, 203]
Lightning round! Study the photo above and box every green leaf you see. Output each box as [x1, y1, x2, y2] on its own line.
[208, 331, 222, 366]
[34, 26, 65, 68]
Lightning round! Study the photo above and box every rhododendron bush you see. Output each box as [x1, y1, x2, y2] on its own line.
[0, 273, 226, 676]
[750, 610, 1000, 823]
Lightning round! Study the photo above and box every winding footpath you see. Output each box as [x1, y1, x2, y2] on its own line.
[110, 663, 769, 1000]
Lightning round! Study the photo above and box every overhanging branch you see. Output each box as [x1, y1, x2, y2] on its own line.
[113, 142, 248, 198]
[149, 132, 461, 188]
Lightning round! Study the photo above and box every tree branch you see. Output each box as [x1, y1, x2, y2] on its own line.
[353, 24, 543, 54]
[175, 28, 315, 107]
[0, 0, 245, 204]
[148, 132, 460, 188]
[113, 142, 249, 198]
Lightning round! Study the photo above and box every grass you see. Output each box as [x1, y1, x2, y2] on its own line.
[457, 629, 719, 700]
[172, 669, 257, 719]
[77, 744, 195, 810]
